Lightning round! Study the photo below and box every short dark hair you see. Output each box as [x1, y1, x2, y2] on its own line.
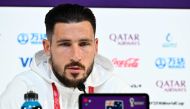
[45, 4, 96, 41]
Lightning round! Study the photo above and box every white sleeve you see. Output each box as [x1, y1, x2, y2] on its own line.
[0, 76, 28, 109]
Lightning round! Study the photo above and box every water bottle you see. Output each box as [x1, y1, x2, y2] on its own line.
[21, 90, 42, 109]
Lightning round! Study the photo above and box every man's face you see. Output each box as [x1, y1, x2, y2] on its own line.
[43, 21, 98, 87]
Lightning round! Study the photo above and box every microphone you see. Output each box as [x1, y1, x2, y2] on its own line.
[77, 83, 86, 94]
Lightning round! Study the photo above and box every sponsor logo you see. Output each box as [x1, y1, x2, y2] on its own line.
[129, 97, 145, 108]
[130, 84, 142, 88]
[155, 57, 185, 69]
[17, 33, 46, 45]
[19, 57, 33, 68]
[150, 101, 184, 106]
[156, 80, 186, 92]
[109, 33, 140, 45]
[162, 33, 177, 48]
[112, 58, 139, 68]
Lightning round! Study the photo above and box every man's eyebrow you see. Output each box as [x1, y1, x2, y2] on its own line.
[79, 39, 94, 42]
[56, 39, 70, 43]
[56, 38, 94, 43]
[57, 39, 93, 43]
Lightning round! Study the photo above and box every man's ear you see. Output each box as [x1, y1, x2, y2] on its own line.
[95, 38, 98, 54]
[43, 39, 50, 56]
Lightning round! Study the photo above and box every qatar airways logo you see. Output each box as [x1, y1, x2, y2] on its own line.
[156, 80, 186, 92]
[112, 58, 139, 68]
[109, 33, 140, 45]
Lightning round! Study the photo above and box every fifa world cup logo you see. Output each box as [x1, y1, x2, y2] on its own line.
[129, 97, 135, 107]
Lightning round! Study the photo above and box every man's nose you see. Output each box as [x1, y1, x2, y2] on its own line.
[70, 45, 82, 62]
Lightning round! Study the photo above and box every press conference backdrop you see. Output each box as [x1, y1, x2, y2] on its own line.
[0, 6, 190, 109]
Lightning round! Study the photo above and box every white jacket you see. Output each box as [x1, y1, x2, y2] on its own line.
[0, 50, 127, 109]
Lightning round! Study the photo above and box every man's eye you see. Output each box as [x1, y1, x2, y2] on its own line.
[59, 43, 71, 46]
[79, 42, 90, 46]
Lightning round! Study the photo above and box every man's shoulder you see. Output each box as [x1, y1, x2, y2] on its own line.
[2, 70, 45, 95]
[2, 70, 38, 92]
[14, 70, 41, 81]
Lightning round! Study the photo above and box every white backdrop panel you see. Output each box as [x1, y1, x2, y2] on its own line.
[0, 7, 189, 109]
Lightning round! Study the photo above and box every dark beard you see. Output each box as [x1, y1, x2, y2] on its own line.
[51, 58, 94, 88]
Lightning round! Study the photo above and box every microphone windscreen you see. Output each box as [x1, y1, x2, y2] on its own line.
[77, 83, 85, 91]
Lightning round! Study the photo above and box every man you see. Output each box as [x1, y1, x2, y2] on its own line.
[0, 4, 127, 109]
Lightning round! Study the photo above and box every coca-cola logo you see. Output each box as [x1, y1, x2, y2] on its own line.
[109, 33, 140, 45]
[112, 58, 139, 68]
[156, 80, 186, 92]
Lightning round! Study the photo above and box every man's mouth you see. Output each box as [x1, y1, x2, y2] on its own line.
[68, 66, 81, 70]
[67, 66, 83, 74]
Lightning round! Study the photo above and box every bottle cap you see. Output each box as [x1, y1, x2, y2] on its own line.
[24, 90, 38, 100]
